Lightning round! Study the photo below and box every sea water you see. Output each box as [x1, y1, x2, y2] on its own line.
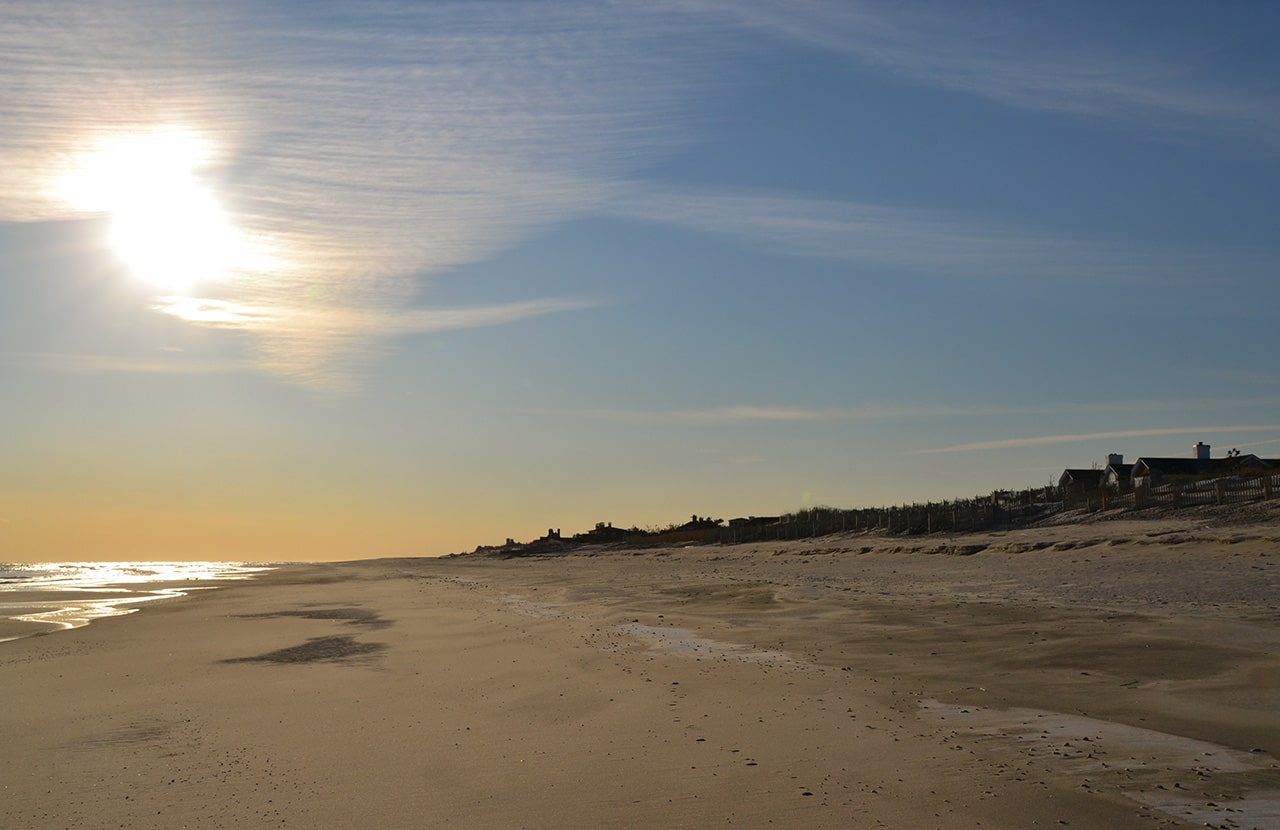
[0, 561, 273, 642]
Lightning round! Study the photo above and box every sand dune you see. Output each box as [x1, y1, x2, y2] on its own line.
[3, 517, 1278, 828]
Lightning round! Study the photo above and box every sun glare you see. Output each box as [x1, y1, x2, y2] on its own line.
[58, 128, 250, 292]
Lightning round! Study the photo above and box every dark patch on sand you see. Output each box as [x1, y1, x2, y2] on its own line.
[657, 583, 779, 608]
[920, 543, 988, 556]
[223, 635, 386, 665]
[79, 720, 171, 749]
[235, 606, 391, 630]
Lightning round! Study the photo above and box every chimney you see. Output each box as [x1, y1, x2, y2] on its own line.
[1193, 442, 1210, 460]
[1105, 453, 1123, 467]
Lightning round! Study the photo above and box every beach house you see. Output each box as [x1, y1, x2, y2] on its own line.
[1057, 466, 1105, 498]
[1130, 442, 1275, 489]
[1102, 454, 1136, 493]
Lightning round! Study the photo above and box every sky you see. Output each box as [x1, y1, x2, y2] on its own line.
[2, 1, 1279, 561]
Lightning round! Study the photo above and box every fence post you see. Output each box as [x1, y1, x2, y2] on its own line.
[1215, 480, 1225, 506]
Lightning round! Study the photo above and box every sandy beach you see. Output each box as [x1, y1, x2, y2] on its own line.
[3, 516, 1279, 829]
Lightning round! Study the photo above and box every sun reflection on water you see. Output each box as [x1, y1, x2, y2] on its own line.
[0, 561, 273, 641]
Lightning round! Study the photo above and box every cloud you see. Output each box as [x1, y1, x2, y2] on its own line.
[0, 351, 241, 375]
[383, 298, 606, 337]
[607, 186, 1254, 282]
[914, 425, 1280, 454]
[0, 2, 711, 384]
[673, 0, 1280, 147]
[541, 398, 1280, 430]
[148, 295, 601, 387]
[536, 402, 1021, 425]
[2, 1, 1272, 388]
[1237, 437, 1280, 451]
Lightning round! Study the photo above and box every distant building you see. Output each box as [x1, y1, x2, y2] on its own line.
[727, 516, 780, 528]
[1130, 442, 1274, 488]
[576, 522, 635, 543]
[1058, 467, 1105, 497]
[677, 516, 723, 531]
[1102, 453, 1136, 493]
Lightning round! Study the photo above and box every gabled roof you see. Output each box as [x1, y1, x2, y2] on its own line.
[1059, 468, 1105, 487]
[1132, 457, 1235, 477]
[1104, 463, 1135, 479]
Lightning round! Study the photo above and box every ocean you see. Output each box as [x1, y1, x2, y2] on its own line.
[0, 561, 273, 643]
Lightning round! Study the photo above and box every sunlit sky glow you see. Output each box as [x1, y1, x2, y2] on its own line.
[56, 127, 263, 292]
[2, 1, 1278, 559]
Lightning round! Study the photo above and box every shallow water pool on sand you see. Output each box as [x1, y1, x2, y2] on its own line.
[617, 622, 794, 665]
[921, 699, 1280, 829]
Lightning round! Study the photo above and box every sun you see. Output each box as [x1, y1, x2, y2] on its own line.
[58, 127, 248, 293]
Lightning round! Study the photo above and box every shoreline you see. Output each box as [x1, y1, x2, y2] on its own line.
[0, 562, 275, 643]
[3, 518, 1278, 828]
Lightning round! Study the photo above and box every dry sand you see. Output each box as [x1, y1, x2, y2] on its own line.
[3, 516, 1279, 828]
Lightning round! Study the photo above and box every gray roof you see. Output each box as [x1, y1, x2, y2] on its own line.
[1132, 457, 1246, 477]
[1060, 469, 1105, 487]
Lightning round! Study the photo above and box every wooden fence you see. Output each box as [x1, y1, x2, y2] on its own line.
[1062, 472, 1279, 512]
[634, 487, 1065, 547]
[1132, 473, 1277, 509]
[638, 472, 1280, 548]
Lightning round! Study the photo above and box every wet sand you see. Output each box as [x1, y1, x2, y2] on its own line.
[3, 517, 1278, 828]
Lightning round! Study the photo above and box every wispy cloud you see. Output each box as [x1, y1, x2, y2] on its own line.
[541, 398, 1280, 429]
[3, 1, 1273, 389]
[674, 0, 1280, 147]
[148, 296, 597, 335]
[537, 402, 1022, 425]
[608, 186, 1255, 282]
[1237, 437, 1280, 452]
[0, 2, 709, 384]
[0, 351, 241, 375]
[915, 425, 1280, 455]
[148, 296, 601, 387]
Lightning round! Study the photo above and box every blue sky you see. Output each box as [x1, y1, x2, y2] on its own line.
[2, 1, 1279, 559]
